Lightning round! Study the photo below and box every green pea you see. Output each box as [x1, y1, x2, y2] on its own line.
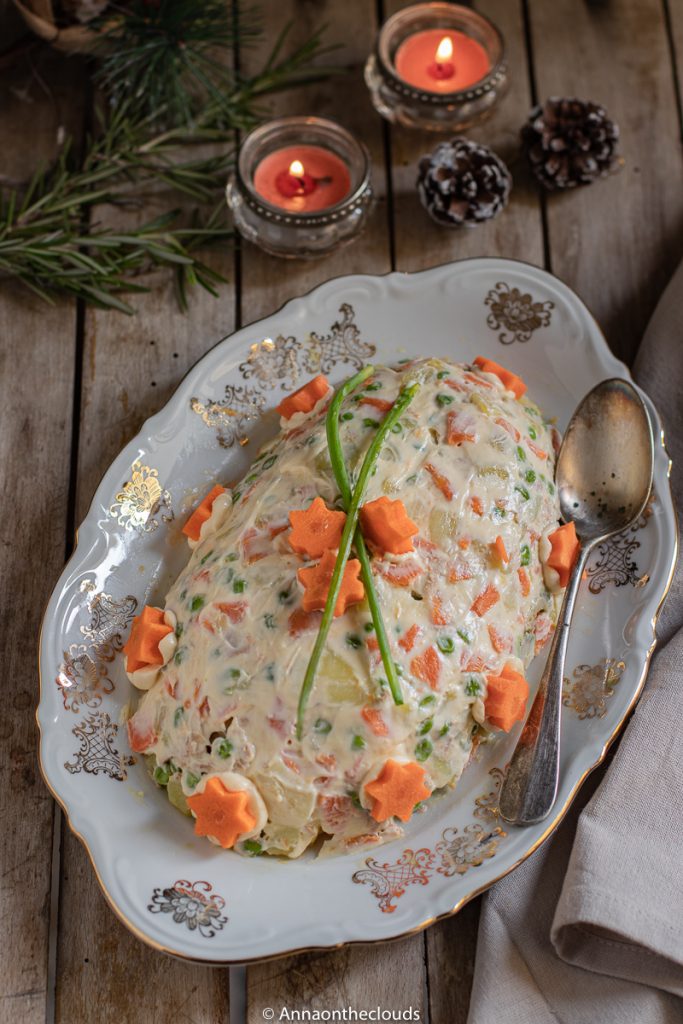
[314, 718, 332, 734]
[436, 394, 454, 407]
[516, 445, 526, 461]
[465, 678, 481, 696]
[525, 469, 536, 483]
[437, 370, 449, 379]
[242, 839, 262, 856]
[364, 622, 375, 633]
[456, 628, 471, 644]
[233, 578, 246, 593]
[174, 707, 184, 727]
[351, 735, 366, 750]
[419, 718, 433, 735]
[340, 411, 354, 421]
[217, 739, 233, 759]
[515, 485, 530, 501]
[190, 595, 205, 612]
[262, 455, 277, 470]
[185, 771, 201, 790]
[520, 544, 531, 566]
[153, 765, 171, 786]
[362, 418, 379, 429]
[528, 425, 537, 439]
[415, 738, 433, 762]
[419, 694, 436, 708]
[345, 634, 363, 649]
[437, 635, 455, 654]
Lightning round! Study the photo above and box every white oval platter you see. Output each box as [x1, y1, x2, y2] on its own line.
[38, 258, 677, 963]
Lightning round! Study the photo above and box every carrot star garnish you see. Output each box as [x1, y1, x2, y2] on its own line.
[288, 497, 346, 559]
[187, 777, 257, 849]
[123, 605, 173, 673]
[182, 484, 226, 542]
[359, 496, 418, 555]
[485, 663, 529, 732]
[473, 356, 527, 399]
[277, 375, 331, 420]
[297, 549, 364, 616]
[364, 759, 431, 823]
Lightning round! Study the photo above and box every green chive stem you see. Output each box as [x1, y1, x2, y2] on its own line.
[296, 379, 419, 739]
[326, 370, 404, 707]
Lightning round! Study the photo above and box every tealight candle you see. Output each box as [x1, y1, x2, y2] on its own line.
[394, 29, 491, 93]
[365, 2, 508, 132]
[252, 146, 351, 213]
[227, 117, 373, 259]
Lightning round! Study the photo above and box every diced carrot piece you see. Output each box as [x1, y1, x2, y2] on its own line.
[473, 356, 527, 399]
[447, 558, 475, 583]
[488, 624, 513, 653]
[429, 595, 450, 626]
[123, 605, 173, 673]
[364, 759, 431, 823]
[470, 496, 484, 517]
[445, 378, 468, 393]
[241, 526, 271, 564]
[547, 521, 581, 588]
[126, 712, 157, 753]
[366, 636, 380, 652]
[398, 624, 422, 652]
[297, 550, 364, 617]
[360, 496, 418, 555]
[471, 583, 500, 618]
[182, 485, 227, 542]
[446, 410, 477, 446]
[215, 601, 247, 623]
[289, 497, 346, 559]
[527, 440, 548, 460]
[495, 416, 520, 442]
[491, 535, 509, 566]
[410, 647, 441, 690]
[424, 462, 454, 501]
[187, 777, 257, 849]
[463, 371, 494, 389]
[361, 706, 389, 737]
[534, 611, 553, 653]
[359, 396, 394, 413]
[318, 794, 353, 830]
[288, 607, 322, 637]
[463, 652, 489, 672]
[277, 375, 330, 420]
[373, 558, 423, 587]
[485, 663, 529, 732]
[518, 567, 531, 597]
[458, 538, 471, 550]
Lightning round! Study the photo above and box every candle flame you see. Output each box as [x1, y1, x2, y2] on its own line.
[289, 159, 305, 177]
[435, 36, 453, 63]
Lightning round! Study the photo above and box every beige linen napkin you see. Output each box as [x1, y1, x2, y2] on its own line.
[467, 261, 683, 1024]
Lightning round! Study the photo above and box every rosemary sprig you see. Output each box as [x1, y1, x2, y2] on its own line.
[296, 381, 420, 739]
[326, 369, 404, 707]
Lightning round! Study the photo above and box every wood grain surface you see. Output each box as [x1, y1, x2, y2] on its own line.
[2, 1, 681, 1022]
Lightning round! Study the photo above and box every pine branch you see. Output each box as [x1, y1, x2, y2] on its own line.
[0, 6, 340, 313]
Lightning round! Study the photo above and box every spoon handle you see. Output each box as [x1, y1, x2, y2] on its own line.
[498, 545, 591, 826]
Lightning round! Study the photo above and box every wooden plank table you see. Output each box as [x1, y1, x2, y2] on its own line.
[1, 2, 681, 1022]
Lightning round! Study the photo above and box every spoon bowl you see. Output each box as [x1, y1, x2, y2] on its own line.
[499, 378, 654, 827]
[557, 378, 654, 544]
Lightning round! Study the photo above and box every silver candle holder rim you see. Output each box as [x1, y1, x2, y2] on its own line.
[234, 116, 373, 228]
[375, 2, 507, 106]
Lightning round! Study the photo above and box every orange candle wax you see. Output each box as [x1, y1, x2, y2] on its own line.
[394, 29, 491, 93]
[252, 145, 352, 213]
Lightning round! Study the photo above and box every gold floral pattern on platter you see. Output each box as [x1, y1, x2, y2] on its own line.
[586, 494, 654, 594]
[436, 823, 506, 877]
[190, 383, 266, 449]
[562, 658, 626, 719]
[352, 766, 509, 913]
[352, 848, 434, 914]
[484, 282, 554, 344]
[108, 460, 173, 533]
[191, 305, 375, 447]
[148, 880, 228, 938]
[56, 586, 137, 714]
[65, 711, 135, 780]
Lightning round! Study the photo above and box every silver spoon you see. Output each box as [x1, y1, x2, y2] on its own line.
[498, 378, 654, 827]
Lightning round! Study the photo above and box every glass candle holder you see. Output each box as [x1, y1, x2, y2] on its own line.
[226, 117, 373, 259]
[365, 3, 508, 132]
